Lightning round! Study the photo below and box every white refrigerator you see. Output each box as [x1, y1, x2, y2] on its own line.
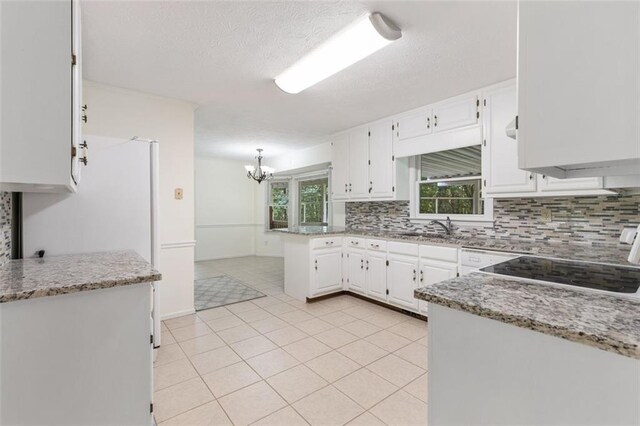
[22, 135, 162, 348]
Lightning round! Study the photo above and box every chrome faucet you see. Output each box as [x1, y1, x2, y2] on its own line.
[429, 216, 452, 235]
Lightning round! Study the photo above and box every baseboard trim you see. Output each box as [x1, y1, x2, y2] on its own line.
[307, 291, 428, 322]
[161, 308, 196, 321]
[195, 253, 255, 261]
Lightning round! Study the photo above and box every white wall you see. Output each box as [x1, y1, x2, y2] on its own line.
[84, 81, 195, 319]
[195, 157, 258, 260]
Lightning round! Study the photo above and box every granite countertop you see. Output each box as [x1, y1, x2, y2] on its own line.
[0, 251, 161, 303]
[415, 273, 640, 359]
[275, 227, 637, 267]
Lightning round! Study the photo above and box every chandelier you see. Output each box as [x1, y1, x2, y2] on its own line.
[244, 149, 274, 184]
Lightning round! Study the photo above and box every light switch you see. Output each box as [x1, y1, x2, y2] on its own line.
[174, 188, 183, 200]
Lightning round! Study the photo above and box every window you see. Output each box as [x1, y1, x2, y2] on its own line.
[268, 181, 289, 229]
[413, 145, 491, 220]
[298, 178, 329, 226]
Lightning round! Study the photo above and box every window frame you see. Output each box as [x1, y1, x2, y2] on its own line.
[266, 179, 291, 231]
[409, 156, 494, 223]
[297, 176, 330, 227]
[264, 169, 332, 231]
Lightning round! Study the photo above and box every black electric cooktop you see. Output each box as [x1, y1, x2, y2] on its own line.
[480, 256, 640, 294]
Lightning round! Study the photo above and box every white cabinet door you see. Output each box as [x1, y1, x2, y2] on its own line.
[311, 249, 343, 296]
[346, 250, 366, 294]
[395, 107, 433, 142]
[71, 0, 82, 185]
[538, 175, 604, 192]
[369, 121, 395, 199]
[366, 251, 387, 302]
[483, 84, 537, 195]
[331, 133, 350, 200]
[517, 1, 640, 177]
[432, 95, 479, 133]
[418, 260, 458, 315]
[387, 254, 419, 311]
[348, 128, 370, 199]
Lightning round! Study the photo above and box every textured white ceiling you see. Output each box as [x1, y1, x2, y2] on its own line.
[82, 1, 517, 160]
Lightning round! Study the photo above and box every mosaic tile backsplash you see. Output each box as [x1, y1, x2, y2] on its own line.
[345, 195, 640, 245]
[0, 192, 11, 266]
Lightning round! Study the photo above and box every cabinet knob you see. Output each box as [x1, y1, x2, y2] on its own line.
[529, 173, 535, 180]
[82, 104, 88, 111]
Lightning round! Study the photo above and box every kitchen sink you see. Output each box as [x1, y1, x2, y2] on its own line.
[398, 232, 448, 239]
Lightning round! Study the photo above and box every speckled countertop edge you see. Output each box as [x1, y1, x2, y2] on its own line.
[415, 273, 640, 359]
[0, 250, 161, 303]
[275, 227, 637, 268]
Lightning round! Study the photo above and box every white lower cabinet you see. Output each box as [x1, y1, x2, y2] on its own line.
[346, 249, 366, 294]
[418, 259, 458, 315]
[366, 251, 388, 302]
[311, 248, 343, 296]
[387, 254, 420, 311]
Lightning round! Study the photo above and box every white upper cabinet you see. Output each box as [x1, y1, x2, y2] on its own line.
[395, 108, 433, 142]
[369, 121, 395, 198]
[432, 95, 479, 133]
[483, 82, 537, 195]
[517, 1, 640, 178]
[330, 125, 408, 202]
[331, 133, 350, 200]
[348, 127, 370, 199]
[0, 0, 83, 193]
[483, 81, 614, 198]
[538, 176, 604, 193]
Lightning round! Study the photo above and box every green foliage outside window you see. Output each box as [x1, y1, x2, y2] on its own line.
[419, 180, 483, 215]
[299, 179, 328, 225]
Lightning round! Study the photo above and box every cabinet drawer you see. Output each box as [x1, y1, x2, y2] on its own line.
[311, 237, 342, 249]
[366, 239, 387, 252]
[419, 245, 458, 262]
[345, 237, 366, 249]
[388, 241, 419, 256]
[461, 250, 516, 268]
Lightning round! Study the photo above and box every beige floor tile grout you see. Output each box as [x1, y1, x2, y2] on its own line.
[160, 257, 428, 425]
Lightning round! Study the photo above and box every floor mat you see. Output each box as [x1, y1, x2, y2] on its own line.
[194, 275, 266, 311]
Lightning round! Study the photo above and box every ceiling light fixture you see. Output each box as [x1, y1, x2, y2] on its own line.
[245, 149, 275, 184]
[274, 12, 402, 94]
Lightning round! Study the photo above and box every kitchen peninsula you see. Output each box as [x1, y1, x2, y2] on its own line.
[0, 251, 160, 425]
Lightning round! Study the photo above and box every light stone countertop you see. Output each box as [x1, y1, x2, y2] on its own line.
[414, 273, 640, 359]
[275, 227, 637, 267]
[0, 251, 161, 303]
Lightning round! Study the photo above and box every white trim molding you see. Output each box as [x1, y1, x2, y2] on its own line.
[161, 240, 196, 249]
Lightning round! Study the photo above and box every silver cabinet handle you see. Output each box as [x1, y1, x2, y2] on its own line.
[434, 115, 438, 127]
[413, 269, 417, 282]
[426, 117, 430, 129]
[366, 260, 369, 271]
[420, 270, 424, 283]
[349, 183, 352, 192]
[314, 260, 318, 271]
[351, 241, 359, 245]
[361, 259, 364, 270]
[345, 183, 348, 192]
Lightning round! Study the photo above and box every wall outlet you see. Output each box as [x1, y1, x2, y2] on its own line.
[174, 188, 183, 200]
[541, 208, 552, 222]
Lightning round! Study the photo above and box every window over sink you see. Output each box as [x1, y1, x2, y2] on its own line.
[411, 145, 492, 222]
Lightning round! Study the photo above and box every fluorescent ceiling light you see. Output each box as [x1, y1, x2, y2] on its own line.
[275, 12, 401, 94]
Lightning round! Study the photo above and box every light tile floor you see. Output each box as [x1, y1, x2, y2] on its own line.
[154, 256, 428, 425]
